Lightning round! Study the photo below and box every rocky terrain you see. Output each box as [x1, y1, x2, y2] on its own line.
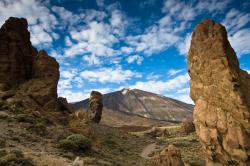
[188, 20, 250, 165]
[1, 16, 249, 166]
[0, 17, 201, 166]
[72, 88, 194, 126]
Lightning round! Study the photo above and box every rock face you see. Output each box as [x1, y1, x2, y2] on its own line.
[88, 91, 103, 123]
[151, 144, 185, 166]
[0, 17, 71, 115]
[188, 20, 250, 165]
[0, 17, 35, 89]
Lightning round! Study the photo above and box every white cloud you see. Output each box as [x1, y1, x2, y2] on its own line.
[58, 79, 72, 90]
[195, 0, 231, 13]
[167, 69, 183, 76]
[127, 25, 180, 55]
[228, 29, 250, 55]
[0, 0, 58, 46]
[146, 73, 161, 80]
[64, 9, 127, 64]
[130, 73, 190, 94]
[223, 9, 250, 34]
[58, 90, 87, 102]
[83, 54, 101, 65]
[170, 94, 193, 104]
[176, 88, 190, 94]
[96, 0, 105, 7]
[51, 6, 83, 28]
[121, 46, 133, 54]
[246, 70, 250, 74]
[65, 36, 73, 46]
[86, 88, 112, 95]
[29, 25, 53, 45]
[127, 55, 144, 65]
[162, 0, 196, 21]
[177, 33, 192, 55]
[61, 70, 76, 79]
[80, 67, 141, 83]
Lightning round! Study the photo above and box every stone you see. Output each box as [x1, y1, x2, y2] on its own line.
[0, 17, 72, 115]
[144, 127, 169, 138]
[180, 121, 195, 134]
[88, 91, 103, 123]
[188, 19, 250, 165]
[151, 144, 185, 166]
[0, 17, 35, 88]
[57, 97, 74, 113]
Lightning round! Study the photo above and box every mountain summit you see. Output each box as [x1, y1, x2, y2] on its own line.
[72, 88, 193, 126]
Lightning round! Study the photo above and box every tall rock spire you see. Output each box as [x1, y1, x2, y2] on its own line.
[188, 20, 250, 165]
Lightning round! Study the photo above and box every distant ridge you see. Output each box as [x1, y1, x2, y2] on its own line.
[71, 88, 193, 126]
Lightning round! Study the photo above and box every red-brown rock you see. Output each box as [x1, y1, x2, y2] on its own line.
[188, 20, 250, 165]
[0, 17, 72, 114]
[88, 91, 103, 123]
[151, 144, 185, 166]
[0, 17, 36, 88]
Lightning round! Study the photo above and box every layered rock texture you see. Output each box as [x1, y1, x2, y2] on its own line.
[0, 17, 72, 116]
[151, 144, 185, 166]
[88, 91, 103, 123]
[188, 20, 250, 165]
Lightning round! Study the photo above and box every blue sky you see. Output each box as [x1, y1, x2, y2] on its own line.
[0, 0, 250, 103]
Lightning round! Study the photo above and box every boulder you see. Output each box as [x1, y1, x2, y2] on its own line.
[188, 20, 250, 165]
[144, 127, 169, 138]
[151, 144, 185, 166]
[180, 121, 195, 134]
[88, 91, 103, 123]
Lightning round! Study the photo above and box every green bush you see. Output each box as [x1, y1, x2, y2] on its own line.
[59, 134, 91, 152]
[59, 139, 78, 151]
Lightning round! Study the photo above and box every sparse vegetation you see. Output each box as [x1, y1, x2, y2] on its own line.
[0, 149, 34, 166]
[59, 134, 91, 152]
[16, 114, 34, 123]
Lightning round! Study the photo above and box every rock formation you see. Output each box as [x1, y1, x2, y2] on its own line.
[180, 121, 195, 134]
[0, 17, 72, 115]
[151, 144, 185, 166]
[88, 91, 103, 123]
[188, 20, 250, 165]
[0, 17, 35, 89]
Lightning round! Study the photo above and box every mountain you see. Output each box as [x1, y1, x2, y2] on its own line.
[72, 88, 194, 126]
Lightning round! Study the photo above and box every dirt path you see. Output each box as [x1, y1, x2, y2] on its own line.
[140, 143, 164, 159]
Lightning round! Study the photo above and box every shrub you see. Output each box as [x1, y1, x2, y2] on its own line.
[67, 134, 91, 150]
[32, 122, 47, 136]
[59, 139, 78, 152]
[16, 114, 34, 124]
[59, 134, 91, 152]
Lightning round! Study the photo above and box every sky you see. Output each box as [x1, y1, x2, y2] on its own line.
[0, 0, 250, 104]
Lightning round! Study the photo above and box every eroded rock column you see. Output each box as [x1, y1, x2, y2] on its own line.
[88, 91, 103, 123]
[188, 20, 250, 165]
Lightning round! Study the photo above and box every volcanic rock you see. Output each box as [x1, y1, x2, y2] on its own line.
[0, 17, 72, 114]
[88, 91, 103, 123]
[0, 17, 35, 88]
[151, 144, 185, 166]
[72, 88, 194, 127]
[180, 121, 195, 134]
[188, 20, 250, 165]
